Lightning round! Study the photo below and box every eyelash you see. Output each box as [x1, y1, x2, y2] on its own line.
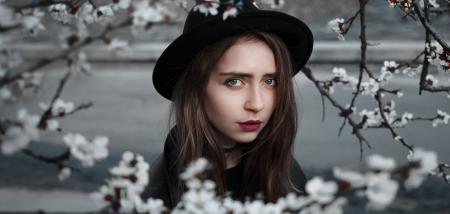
[224, 78, 276, 87]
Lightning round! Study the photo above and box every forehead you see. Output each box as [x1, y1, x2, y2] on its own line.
[212, 39, 276, 76]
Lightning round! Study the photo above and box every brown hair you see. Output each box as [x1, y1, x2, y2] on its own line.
[170, 31, 298, 202]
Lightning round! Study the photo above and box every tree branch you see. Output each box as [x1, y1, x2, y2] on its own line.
[11, 0, 88, 11]
[21, 148, 80, 172]
[413, 0, 449, 51]
[374, 91, 414, 151]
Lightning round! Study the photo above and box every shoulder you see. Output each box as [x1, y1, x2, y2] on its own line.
[289, 156, 308, 195]
[141, 153, 171, 202]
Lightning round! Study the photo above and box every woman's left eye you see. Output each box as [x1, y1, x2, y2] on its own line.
[264, 78, 276, 86]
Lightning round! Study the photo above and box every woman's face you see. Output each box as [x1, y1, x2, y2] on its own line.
[204, 39, 277, 145]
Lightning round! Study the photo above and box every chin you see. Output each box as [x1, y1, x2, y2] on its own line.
[232, 133, 258, 143]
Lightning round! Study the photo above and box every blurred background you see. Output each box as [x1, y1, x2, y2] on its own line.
[0, 0, 449, 213]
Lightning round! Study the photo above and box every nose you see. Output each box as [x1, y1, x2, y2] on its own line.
[244, 85, 264, 112]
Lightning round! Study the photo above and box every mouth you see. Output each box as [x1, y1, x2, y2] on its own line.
[238, 120, 262, 132]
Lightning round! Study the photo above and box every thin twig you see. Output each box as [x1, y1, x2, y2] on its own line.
[0, 18, 131, 88]
[13, 0, 88, 11]
[341, 9, 361, 35]
[413, 0, 449, 51]
[49, 102, 94, 119]
[303, 66, 371, 150]
[21, 148, 80, 172]
[37, 69, 72, 129]
[374, 91, 414, 151]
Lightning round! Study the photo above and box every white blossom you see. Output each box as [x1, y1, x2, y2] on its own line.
[367, 154, 396, 172]
[359, 109, 381, 127]
[425, 74, 438, 87]
[431, 110, 450, 127]
[365, 173, 399, 210]
[112, 0, 132, 10]
[401, 65, 421, 78]
[426, 41, 449, 71]
[122, 150, 134, 162]
[22, 10, 45, 36]
[180, 188, 222, 213]
[301, 197, 347, 214]
[58, 23, 89, 49]
[1, 126, 33, 155]
[332, 67, 347, 81]
[135, 198, 166, 214]
[0, 49, 23, 70]
[132, 2, 172, 30]
[1, 109, 40, 155]
[58, 167, 71, 181]
[419, 0, 440, 8]
[405, 148, 438, 189]
[306, 177, 337, 204]
[63, 133, 109, 167]
[333, 167, 365, 188]
[107, 38, 131, 56]
[243, 200, 265, 214]
[92, 151, 153, 212]
[180, 158, 209, 180]
[360, 78, 379, 97]
[93, 5, 115, 23]
[331, 67, 358, 89]
[386, 0, 414, 9]
[76, 2, 95, 24]
[14, 72, 43, 96]
[0, 87, 12, 100]
[393, 112, 413, 128]
[260, 0, 285, 9]
[345, 104, 356, 114]
[381, 60, 399, 74]
[378, 61, 398, 85]
[193, 1, 219, 16]
[39, 98, 75, 116]
[223, 197, 245, 213]
[46, 119, 59, 131]
[70, 52, 91, 73]
[378, 70, 393, 84]
[359, 102, 397, 128]
[223, 7, 238, 20]
[48, 4, 71, 23]
[327, 18, 345, 41]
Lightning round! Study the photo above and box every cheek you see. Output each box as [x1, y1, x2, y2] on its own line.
[264, 90, 277, 114]
[205, 88, 243, 122]
[205, 90, 240, 119]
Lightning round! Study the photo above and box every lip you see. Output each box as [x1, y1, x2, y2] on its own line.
[238, 120, 262, 132]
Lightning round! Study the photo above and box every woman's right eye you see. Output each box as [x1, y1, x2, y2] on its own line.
[224, 79, 243, 87]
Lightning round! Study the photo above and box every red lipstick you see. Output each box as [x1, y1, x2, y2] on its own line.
[238, 120, 262, 132]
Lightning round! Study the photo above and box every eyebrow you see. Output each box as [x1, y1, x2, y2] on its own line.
[218, 72, 276, 78]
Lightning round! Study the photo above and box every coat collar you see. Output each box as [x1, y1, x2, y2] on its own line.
[162, 126, 184, 208]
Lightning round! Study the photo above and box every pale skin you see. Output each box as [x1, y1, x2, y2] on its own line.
[204, 38, 277, 169]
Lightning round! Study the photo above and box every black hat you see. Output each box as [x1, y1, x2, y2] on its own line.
[153, 0, 314, 100]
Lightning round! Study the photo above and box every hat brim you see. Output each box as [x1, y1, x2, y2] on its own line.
[153, 10, 314, 100]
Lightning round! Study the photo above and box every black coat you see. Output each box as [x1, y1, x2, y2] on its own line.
[141, 128, 308, 209]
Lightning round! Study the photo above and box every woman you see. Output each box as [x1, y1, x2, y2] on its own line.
[142, 0, 314, 209]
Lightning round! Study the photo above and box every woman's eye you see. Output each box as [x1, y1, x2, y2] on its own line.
[224, 79, 243, 87]
[265, 78, 276, 86]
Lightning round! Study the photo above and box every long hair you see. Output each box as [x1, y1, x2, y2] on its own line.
[170, 31, 298, 202]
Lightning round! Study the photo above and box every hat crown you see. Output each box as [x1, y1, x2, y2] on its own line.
[183, 0, 258, 34]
